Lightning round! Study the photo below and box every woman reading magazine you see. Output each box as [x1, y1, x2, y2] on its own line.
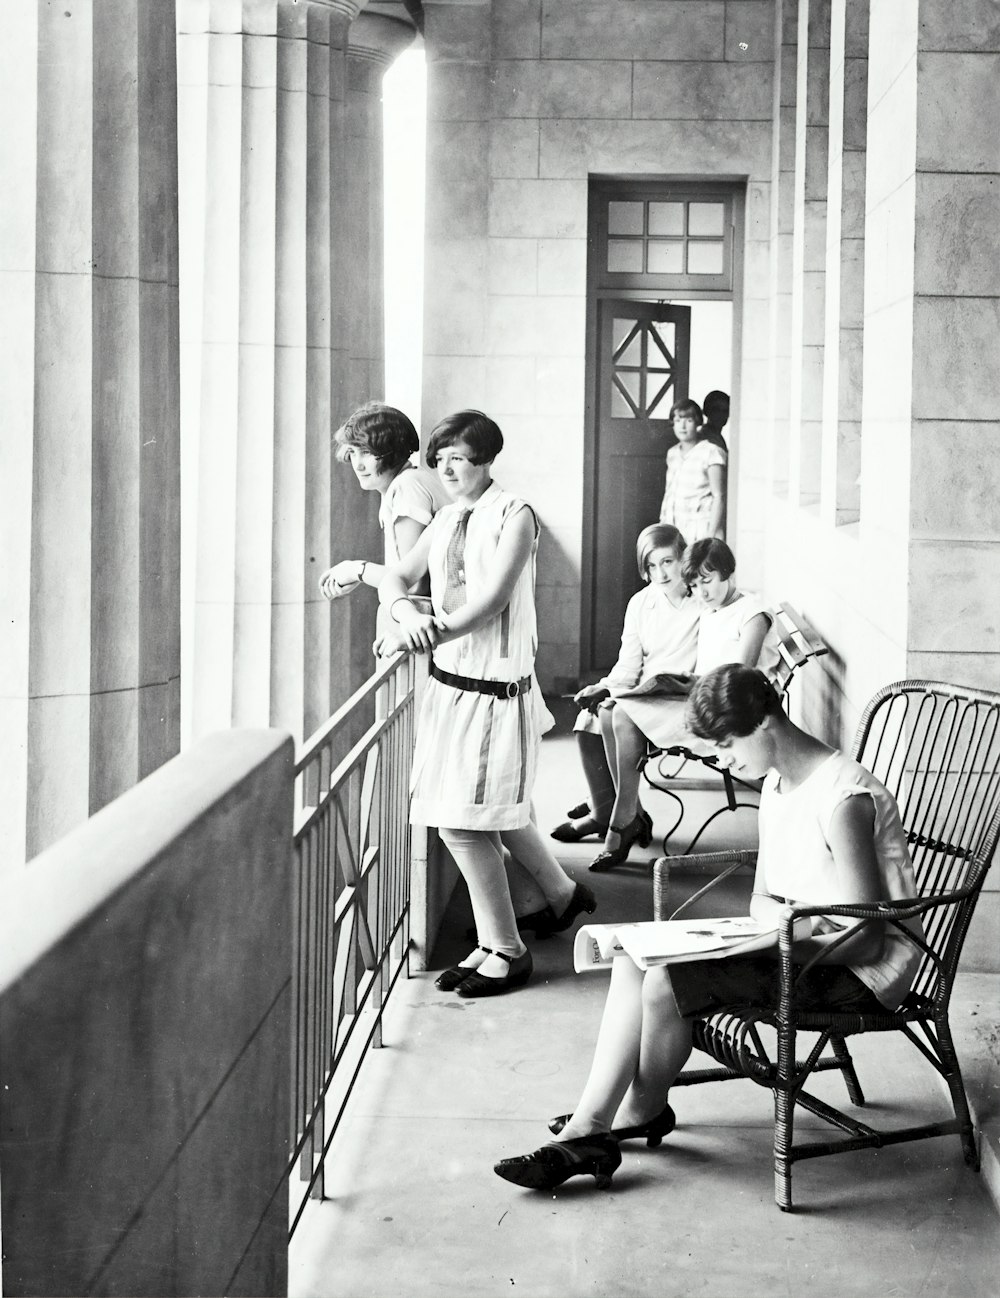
[494, 664, 923, 1192]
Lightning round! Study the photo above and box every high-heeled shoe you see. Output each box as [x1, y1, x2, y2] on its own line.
[435, 946, 492, 991]
[550, 815, 609, 843]
[541, 880, 598, 934]
[588, 813, 654, 872]
[494, 1133, 622, 1191]
[455, 948, 533, 998]
[547, 1102, 675, 1148]
[565, 800, 590, 820]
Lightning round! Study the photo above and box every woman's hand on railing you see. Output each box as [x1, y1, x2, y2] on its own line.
[319, 559, 364, 600]
[573, 683, 611, 714]
[392, 605, 441, 654]
[374, 630, 409, 658]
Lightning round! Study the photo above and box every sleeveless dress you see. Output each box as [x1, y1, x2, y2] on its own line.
[409, 483, 547, 831]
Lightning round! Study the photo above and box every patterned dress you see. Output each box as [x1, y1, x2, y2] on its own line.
[409, 482, 547, 831]
[659, 437, 727, 541]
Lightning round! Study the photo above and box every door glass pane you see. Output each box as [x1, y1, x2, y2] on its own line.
[647, 376, 675, 418]
[688, 202, 725, 236]
[648, 202, 684, 236]
[611, 372, 640, 417]
[612, 319, 642, 367]
[648, 320, 676, 365]
[607, 201, 644, 235]
[607, 239, 643, 272]
[646, 241, 684, 274]
[687, 241, 724, 274]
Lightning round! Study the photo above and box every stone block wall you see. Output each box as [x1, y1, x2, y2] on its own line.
[423, 0, 776, 687]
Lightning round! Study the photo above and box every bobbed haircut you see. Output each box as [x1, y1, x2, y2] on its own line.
[683, 537, 737, 584]
[334, 402, 419, 472]
[636, 523, 687, 579]
[685, 664, 782, 743]
[669, 398, 703, 425]
[426, 409, 503, 468]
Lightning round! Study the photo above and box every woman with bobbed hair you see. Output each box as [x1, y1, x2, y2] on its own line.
[553, 523, 699, 861]
[377, 410, 596, 998]
[493, 663, 922, 1192]
[319, 401, 449, 605]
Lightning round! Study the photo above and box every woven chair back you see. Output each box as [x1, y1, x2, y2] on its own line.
[851, 680, 1000, 1001]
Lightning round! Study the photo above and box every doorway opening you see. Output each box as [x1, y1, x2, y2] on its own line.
[581, 178, 744, 675]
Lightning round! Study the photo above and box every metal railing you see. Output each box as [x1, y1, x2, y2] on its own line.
[288, 652, 423, 1237]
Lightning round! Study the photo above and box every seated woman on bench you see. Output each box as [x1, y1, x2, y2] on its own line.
[576, 538, 777, 873]
[551, 524, 700, 859]
[494, 663, 922, 1192]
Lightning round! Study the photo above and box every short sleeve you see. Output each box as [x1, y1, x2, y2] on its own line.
[700, 441, 727, 468]
[388, 473, 436, 528]
[735, 592, 774, 633]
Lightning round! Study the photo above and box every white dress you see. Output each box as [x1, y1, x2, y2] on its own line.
[759, 752, 923, 1009]
[376, 464, 450, 634]
[409, 483, 547, 831]
[575, 586, 699, 742]
[695, 591, 780, 681]
[378, 463, 450, 565]
[620, 591, 777, 750]
[659, 438, 727, 541]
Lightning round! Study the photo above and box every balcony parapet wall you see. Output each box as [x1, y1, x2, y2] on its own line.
[0, 729, 294, 1297]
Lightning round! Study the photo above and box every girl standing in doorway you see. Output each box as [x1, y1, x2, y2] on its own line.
[659, 399, 727, 542]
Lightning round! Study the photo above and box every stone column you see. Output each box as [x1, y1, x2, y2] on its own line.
[765, 0, 799, 499]
[0, 1, 181, 869]
[788, 0, 830, 507]
[862, 1, 1000, 688]
[336, 8, 417, 703]
[178, 0, 378, 747]
[820, 0, 868, 527]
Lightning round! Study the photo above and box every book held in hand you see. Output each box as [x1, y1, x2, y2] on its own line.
[573, 915, 814, 973]
[610, 672, 695, 700]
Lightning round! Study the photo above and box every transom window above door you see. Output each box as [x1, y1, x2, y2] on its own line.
[592, 184, 735, 292]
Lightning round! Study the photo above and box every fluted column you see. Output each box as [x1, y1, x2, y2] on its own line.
[765, 0, 799, 498]
[337, 8, 416, 699]
[820, 0, 868, 527]
[178, 0, 373, 747]
[788, 0, 830, 507]
[0, 2, 181, 870]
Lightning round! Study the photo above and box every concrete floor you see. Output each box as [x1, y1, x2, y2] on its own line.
[290, 716, 1000, 1298]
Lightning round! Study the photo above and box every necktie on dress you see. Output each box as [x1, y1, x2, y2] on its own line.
[441, 509, 472, 614]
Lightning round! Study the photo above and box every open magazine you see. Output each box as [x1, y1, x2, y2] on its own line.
[573, 915, 814, 973]
[610, 672, 695, 700]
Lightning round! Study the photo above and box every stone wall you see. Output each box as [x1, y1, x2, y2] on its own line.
[422, 0, 777, 688]
[0, 730, 293, 1297]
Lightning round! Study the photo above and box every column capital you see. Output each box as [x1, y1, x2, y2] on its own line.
[348, 7, 418, 67]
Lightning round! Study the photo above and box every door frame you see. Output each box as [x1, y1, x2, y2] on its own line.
[580, 176, 746, 678]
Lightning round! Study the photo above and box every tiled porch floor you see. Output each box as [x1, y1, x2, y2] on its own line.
[290, 716, 1000, 1298]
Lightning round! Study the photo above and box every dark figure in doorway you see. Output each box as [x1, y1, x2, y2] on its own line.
[700, 390, 730, 451]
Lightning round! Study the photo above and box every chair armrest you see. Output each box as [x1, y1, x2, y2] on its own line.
[653, 849, 758, 920]
[775, 885, 980, 998]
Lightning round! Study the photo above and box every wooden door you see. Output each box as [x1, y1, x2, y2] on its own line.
[585, 299, 691, 672]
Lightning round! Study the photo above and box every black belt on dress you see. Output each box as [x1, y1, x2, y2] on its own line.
[431, 661, 532, 700]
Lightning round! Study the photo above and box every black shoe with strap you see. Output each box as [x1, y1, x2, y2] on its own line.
[588, 813, 653, 872]
[551, 815, 609, 843]
[541, 880, 598, 934]
[455, 948, 533, 998]
[435, 946, 492, 991]
[494, 1133, 622, 1191]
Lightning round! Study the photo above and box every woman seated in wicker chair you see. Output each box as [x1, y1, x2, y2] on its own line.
[494, 663, 923, 1192]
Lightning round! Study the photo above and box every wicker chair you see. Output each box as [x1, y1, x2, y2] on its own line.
[652, 680, 1000, 1211]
